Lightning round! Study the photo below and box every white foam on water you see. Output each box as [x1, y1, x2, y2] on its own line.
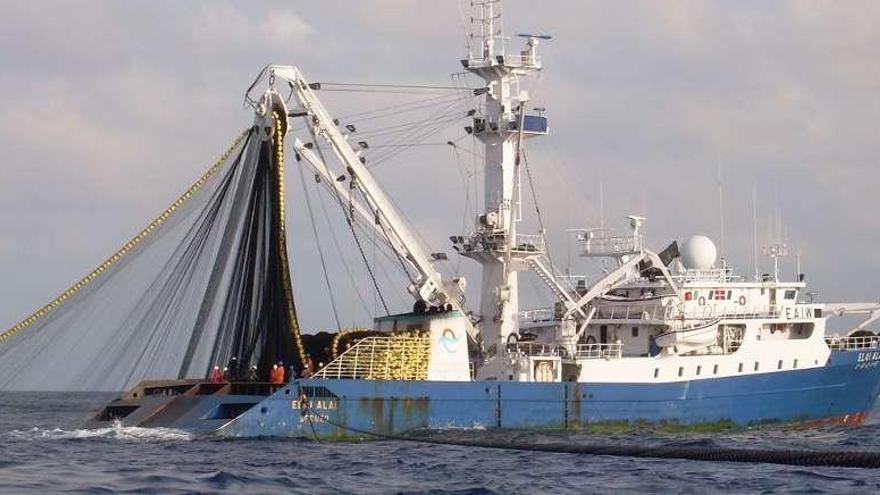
[8, 420, 193, 442]
[434, 421, 487, 431]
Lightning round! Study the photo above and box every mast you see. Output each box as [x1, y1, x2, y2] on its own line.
[455, 0, 548, 354]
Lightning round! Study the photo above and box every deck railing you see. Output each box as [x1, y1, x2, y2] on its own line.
[511, 234, 545, 254]
[594, 304, 783, 322]
[506, 342, 565, 357]
[574, 343, 623, 359]
[313, 336, 430, 380]
[581, 233, 643, 257]
[825, 335, 880, 351]
[505, 342, 623, 360]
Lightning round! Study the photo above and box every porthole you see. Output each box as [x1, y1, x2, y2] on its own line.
[738, 363, 743, 373]
[793, 359, 798, 369]
[713, 364, 719, 375]
[678, 367, 684, 377]
[777, 360, 783, 370]
[754, 362, 760, 371]
[654, 368, 659, 378]
[696, 365, 702, 376]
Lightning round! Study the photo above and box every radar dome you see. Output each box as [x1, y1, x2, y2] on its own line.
[680, 235, 717, 270]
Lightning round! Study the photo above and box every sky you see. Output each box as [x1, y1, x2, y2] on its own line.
[1, 0, 879, 333]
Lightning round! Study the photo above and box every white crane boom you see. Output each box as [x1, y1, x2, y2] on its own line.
[268, 65, 465, 311]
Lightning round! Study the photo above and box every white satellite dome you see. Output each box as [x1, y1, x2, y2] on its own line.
[680, 235, 717, 270]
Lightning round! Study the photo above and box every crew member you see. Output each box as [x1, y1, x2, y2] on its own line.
[269, 361, 285, 385]
[227, 356, 240, 381]
[304, 355, 316, 378]
[210, 366, 224, 384]
[246, 365, 259, 382]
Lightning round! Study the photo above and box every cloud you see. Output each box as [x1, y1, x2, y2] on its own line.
[2, 0, 880, 332]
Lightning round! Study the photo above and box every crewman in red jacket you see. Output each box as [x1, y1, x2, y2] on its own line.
[269, 362, 285, 385]
[210, 366, 225, 384]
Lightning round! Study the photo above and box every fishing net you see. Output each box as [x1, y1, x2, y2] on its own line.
[0, 108, 305, 391]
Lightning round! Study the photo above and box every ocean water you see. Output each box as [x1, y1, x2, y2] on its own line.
[1, 393, 879, 494]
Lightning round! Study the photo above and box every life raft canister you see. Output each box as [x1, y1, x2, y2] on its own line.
[738, 295, 747, 306]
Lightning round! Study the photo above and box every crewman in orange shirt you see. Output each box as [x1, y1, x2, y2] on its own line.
[269, 361, 285, 385]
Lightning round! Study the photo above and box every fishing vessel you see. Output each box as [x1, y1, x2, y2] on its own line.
[5, 2, 880, 439]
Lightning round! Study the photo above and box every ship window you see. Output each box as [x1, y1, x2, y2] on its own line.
[713, 364, 719, 375]
[793, 359, 798, 369]
[790, 323, 814, 339]
[696, 365, 702, 376]
[754, 362, 760, 371]
[777, 360, 783, 370]
[784, 290, 797, 300]
[738, 363, 743, 373]
[654, 368, 659, 378]
[727, 290, 732, 300]
[631, 326, 639, 337]
[678, 367, 684, 377]
[708, 291, 714, 300]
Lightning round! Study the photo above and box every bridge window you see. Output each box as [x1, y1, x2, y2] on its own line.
[791, 323, 814, 340]
[713, 364, 719, 375]
[631, 326, 639, 337]
[678, 367, 684, 377]
[784, 290, 797, 300]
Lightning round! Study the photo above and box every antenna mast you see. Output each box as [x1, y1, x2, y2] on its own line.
[453, 0, 549, 356]
[716, 147, 726, 262]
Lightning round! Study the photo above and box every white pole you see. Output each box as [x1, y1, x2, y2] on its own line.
[716, 147, 726, 260]
[752, 187, 759, 282]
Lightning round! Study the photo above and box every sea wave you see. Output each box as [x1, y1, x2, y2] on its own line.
[7, 422, 193, 442]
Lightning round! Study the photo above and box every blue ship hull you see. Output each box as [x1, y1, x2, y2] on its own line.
[217, 350, 880, 439]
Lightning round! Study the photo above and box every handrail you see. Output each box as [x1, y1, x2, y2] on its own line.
[504, 342, 623, 360]
[314, 336, 430, 380]
[508, 233, 546, 255]
[581, 233, 643, 257]
[575, 343, 623, 359]
[825, 336, 880, 351]
[506, 342, 565, 357]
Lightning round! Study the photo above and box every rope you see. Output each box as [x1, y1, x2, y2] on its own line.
[316, 82, 475, 91]
[295, 147, 342, 330]
[300, 400, 880, 469]
[272, 110, 308, 371]
[0, 129, 252, 344]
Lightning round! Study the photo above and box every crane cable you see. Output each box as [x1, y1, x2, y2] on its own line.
[294, 150, 342, 330]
